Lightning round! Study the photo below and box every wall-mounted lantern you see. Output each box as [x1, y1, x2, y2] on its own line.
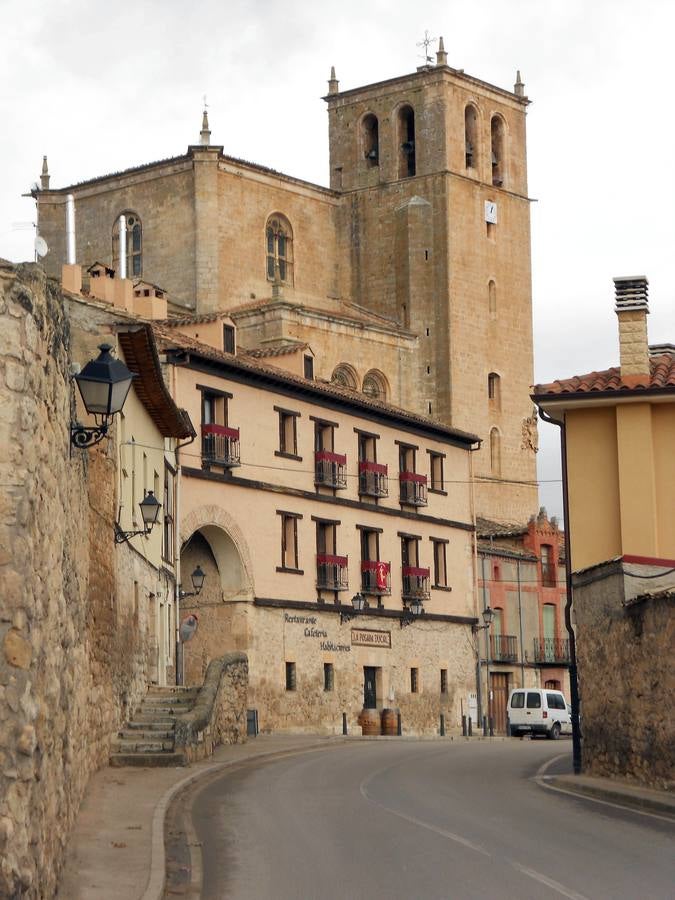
[71, 343, 135, 449]
[400, 596, 424, 628]
[179, 565, 206, 600]
[340, 591, 368, 625]
[114, 491, 162, 544]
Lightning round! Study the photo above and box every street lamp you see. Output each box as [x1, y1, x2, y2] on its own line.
[179, 565, 207, 600]
[340, 591, 368, 624]
[400, 596, 424, 628]
[114, 491, 162, 543]
[71, 343, 136, 448]
[474, 606, 495, 733]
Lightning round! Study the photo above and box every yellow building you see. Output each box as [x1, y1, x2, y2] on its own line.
[532, 276, 674, 789]
[33, 47, 537, 526]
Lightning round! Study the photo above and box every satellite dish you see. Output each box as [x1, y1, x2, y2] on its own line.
[34, 236, 49, 258]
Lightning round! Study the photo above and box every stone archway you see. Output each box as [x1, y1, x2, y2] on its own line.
[180, 504, 254, 600]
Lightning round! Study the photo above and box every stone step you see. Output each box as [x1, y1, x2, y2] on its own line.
[113, 739, 175, 753]
[146, 686, 198, 695]
[118, 728, 174, 741]
[109, 751, 186, 768]
[131, 714, 177, 726]
[140, 700, 194, 711]
[123, 720, 175, 732]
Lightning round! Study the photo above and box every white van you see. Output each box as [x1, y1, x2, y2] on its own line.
[507, 688, 571, 739]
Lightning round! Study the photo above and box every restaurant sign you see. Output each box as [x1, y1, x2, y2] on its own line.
[351, 628, 391, 649]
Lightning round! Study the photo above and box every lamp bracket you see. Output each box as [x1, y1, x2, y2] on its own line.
[179, 588, 201, 600]
[71, 422, 109, 449]
[339, 610, 355, 625]
[114, 521, 151, 545]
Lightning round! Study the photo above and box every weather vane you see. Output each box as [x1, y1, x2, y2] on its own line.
[417, 30, 436, 65]
[203, 94, 208, 109]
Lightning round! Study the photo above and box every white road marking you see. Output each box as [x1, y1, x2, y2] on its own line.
[512, 863, 591, 900]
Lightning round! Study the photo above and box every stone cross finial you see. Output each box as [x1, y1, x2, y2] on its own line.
[200, 104, 211, 146]
[40, 155, 50, 190]
[436, 36, 448, 66]
[514, 70, 525, 97]
[328, 66, 339, 94]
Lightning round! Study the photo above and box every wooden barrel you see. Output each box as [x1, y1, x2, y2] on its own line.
[381, 708, 399, 736]
[358, 708, 381, 736]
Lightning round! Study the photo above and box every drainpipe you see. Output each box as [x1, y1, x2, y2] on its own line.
[538, 406, 582, 774]
[118, 215, 127, 279]
[469, 447, 483, 728]
[517, 559, 525, 687]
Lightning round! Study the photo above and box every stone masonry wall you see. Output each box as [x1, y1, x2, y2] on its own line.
[0, 262, 152, 897]
[572, 563, 674, 790]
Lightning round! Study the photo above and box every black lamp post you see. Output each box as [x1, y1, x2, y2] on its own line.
[179, 565, 207, 600]
[114, 491, 162, 544]
[71, 343, 135, 449]
[474, 606, 495, 731]
[340, 591, 368, 624]
[400, 596, 424, 628]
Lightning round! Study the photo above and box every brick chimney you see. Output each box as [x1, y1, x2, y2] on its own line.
[614, 276, 650, 381]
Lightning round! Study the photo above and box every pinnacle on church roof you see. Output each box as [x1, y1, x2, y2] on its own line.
[200, 107, 211, 146]
[514, 70, 525, 97]
[40, 155, 50, 190]
[436, 36, 448, 66]
[328, 66, 339, 94]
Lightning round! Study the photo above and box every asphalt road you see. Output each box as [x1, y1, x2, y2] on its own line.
[181, 740, 674, 900]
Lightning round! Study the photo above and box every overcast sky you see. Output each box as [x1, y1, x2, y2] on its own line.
[1, 0, 673, 520]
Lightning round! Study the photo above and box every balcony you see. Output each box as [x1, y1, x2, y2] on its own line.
[358, 461, 389, 498]
[315, 451, 347, 489]
[361, 560, 391, 595]
[201, 423, 240, 468]
[399, 471, 428, 506]
[316, 554, 349, 591]
[490, 634, 518, 662]
[402, 566, 430, 601]
[533, 638, 571, 665]
[541, 562, 558, 587]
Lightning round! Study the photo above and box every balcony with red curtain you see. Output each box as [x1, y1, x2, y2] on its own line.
[316, 554, 349, 591]
[399, 471, 428, 506]
[358, 461, 389, 498]
[402, 566, 430, 601]
[201, 423, 240, 467]
[314, 451, 347, 489]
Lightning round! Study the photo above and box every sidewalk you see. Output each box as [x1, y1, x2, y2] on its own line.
[542, 772, 675, 818]
[56, 734, 346, 900]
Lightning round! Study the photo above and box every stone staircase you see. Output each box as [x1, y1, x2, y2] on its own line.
[109, 685, 199, 767]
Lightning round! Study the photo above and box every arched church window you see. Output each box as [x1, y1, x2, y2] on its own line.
[464, 104, 478, 169]
[362, 113, 379, 167]
[398, 105, 416, 178]
[112, 212, 142, 277]
[266, 215, 293, 285]
[488, 279, 497, 317]
[362, 370, 388, 401]
[491, 115, 505, 187]
[331, 364, 358, 390]
[489, 427, 502, 476]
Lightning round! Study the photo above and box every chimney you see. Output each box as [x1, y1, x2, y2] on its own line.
[614, 276, 650, 379]
[133, 281, 168, 319]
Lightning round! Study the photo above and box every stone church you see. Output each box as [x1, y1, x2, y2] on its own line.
[34, 42, 537, 526]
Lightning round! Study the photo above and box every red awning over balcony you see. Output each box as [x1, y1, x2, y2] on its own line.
[399, 471, 427, 483]
[202, 423, 240, 440]
[358, 461, 388, 475]
[361, 560, 391, 572]
[315, 450, 347, 465]
[402, 566, 430, 578]
[317, 554, 348, 567]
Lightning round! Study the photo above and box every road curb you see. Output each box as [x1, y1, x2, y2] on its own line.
[140, 738, 349, 900]
[539, 775, 675, 820]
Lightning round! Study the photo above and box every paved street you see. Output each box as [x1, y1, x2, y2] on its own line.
[170, 739, 675, 900]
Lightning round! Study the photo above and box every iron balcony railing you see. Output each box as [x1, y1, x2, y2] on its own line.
[316, 554, 349, 591]
[315, 451, 347, 489]
[399, 471, 428, 506]
[402, 566, 430, 601]
[201, 423, 240, 467]
[358, 461, 389, 498]
[490, 634, 519, 662]
[541, 562, 558, 587]
[361, 560, 391, 595]
[533, 637, 571, 664]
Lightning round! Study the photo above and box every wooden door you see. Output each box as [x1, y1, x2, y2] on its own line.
[490, 672, 509, 734]
[364, 667, 377, 709]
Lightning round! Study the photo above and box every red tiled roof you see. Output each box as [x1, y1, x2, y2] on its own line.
[241, 342, 309, 358]
[532, 353, 675, 398]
